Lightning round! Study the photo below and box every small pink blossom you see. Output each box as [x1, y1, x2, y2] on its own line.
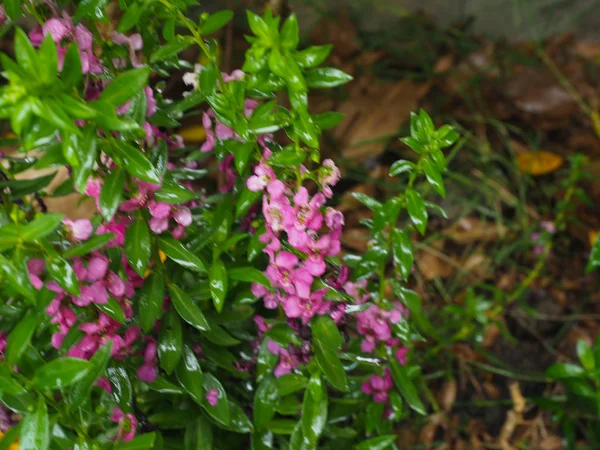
[63, 218, 93, 241]
[362, 369, 393, 404]
[206, 388, 220, 406]
[110, 407, 137, 442]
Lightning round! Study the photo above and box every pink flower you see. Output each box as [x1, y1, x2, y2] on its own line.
[27, 258, 45, 290]
[284, 187, 325, 232]
[356, 305, 405, 353]
[206, 388, 220, 406]
[362, 369, 393, 404]
[395, 347, 408, 365]
[87, 254, 109, 282]
[0, 332, 6, 355]
[173, 207, 192, 227]
[148, 201, 171, 219]
[219, 154, 237, 193]
[137, 339, 158, 383]
[267, 341, 300, 377]
[281, 289, 328, 323]
[247, 164, 285, 198]
[145, 86, 157, 116]
[265, 252, 313, 298]
[63, 218, 93, 241]
[319, 159, 341, 197]
[110, 407, 137, 442]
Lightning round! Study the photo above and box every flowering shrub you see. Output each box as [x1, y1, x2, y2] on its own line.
[0, 2, 458, 449]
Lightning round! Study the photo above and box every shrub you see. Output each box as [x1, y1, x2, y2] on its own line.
[0, 2, 458, 449]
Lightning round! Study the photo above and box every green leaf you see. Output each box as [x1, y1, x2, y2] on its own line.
[311, 316, 348, 391]
[399, 136, 426, 154]
[106, 366, 133, 411]
[20, 214, 64, 242]
[38, 35, 58, 84]
[14, 28, 38, 75]
[63, 233, 114, 258]
[158, 309, 182, 375]
[154, 180, 196, 204]
[45, 255, 79, 295]
[405, 189, 428, 235]
[312, 111, 344, 130]
[210, 258, 228, 313]
[184, 416, 213, 450]
[176, 345, 204, 405]
[100, 168, 125, 220]
[277, 374, 308, 397]
[392, 229, 413, 279]
[62, 44, 83, 88]
[350, 192, 382, 211]
[389, 359, 425, 415]
[389, 160, 415, 176]
[200, 323, 240, 347]
[0, 365, 26, 395]
[0, 422, 21, 450]
[69, 340, 113, 408]
[202, 373, 231, 426]
[295, 45, 332, 68]
[264, 324, 302, 347]
[32, 357, 93, 390]
[100, 67, 150, 106]
[158, 236, 207, 272]
[20, 398, 49, 450]
[125, 215, 151, 276]
[108, 140, 161, 184]
[301, 376, 328, 445]
[236, 188, 262, 218]
[229, 401, 254, 433]
[150, 36, 194, 63]
[0, 173, 56, 198]
[73, 127, 98, 193]
[437, 125, 460, 147]
[4, 0, 21, 20]
[139, 272, 165, 333]
[117, 3, 143, 33]
[169, 284, 211, 332]
[246, 11, 270, 40]
[305, 68, 353, 88]
[212, 198, 233, 243]
[200, 10, 234, 35]
[115, 433, 156, 449]
[280, 14, 299, 49]
[546, 363, 586, 379]
[5, 312, 43, 366]
[254, 375, 280, 431]
[587, 232, 600, 273]
[257, 339, 278, 383]
[576, 340, 595, 372]
[0, 255, 35, 303]
[422, 157, 445, 197]
[96, 297, 126, 323]
[75, 0, 110, 20]
[354, 435, 396, 450]
[228, 266, 269, 286]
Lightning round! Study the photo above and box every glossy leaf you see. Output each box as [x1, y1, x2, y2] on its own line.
[295, 45, 332, 68]
[100, 68, 150, 106]
[389, 360, 425, 415]
[150, 36, 194, 63]
[108, 141, 161, 184]
[107, 366, 133, 412]
[546, 363, 586, 379]
[586, 231, 600, 273]
[154, 180, 196, 204]
[311, 316, 348, 391]
[210, 258, 228, 313]
[125, 215, 151, 276]
[5, 312, 43, 366]
[405, 189, 428, 235]
[32, 357, 93, 390]
[158, 236, 207, 272]
[0, 365, 26, 395]
[169, 284, 211, 332]
[301, 376, 328, 446]
[45, 255, 80, 295]
[201, 373, 231, 426]
[69, 341, 113, 408]
[200, 10, 234, 35]
[0, 254, 36, 303]
[99, 168, 125, 220]
[63, 233, 115, 258]
[422, 157, 445, 197]
[228, 266, 269, 286]
[20, 398, 49, 450]
[139, 272, 165, 333]
[354, 435, 396, 450]
[392, 229, 413, 279]
[277, 374, 308, 397]
[158, 309, 183, 375]
[305, 68, 352, 88]
[115, 433, 156, 449]
[254, 375, 280, 431]
[184, 416, 213, 450]
[176, 345, 204, 405]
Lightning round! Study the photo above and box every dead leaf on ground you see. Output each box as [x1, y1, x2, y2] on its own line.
[415, 240, 455, 280]
[333, 79, 430, 162]
[341, 228, 371, 253]
[505, 67, 578, 118]
[539, 435, 564, 450]
[438, 380, 457, 412]
[443, 217, 507, 243]
[309, 9, 360, 59]
[516, 151, 564, 175]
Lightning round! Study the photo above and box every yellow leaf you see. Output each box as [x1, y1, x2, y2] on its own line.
[589, 230, 598, 247]
[144, 250, 168, 278]
[515, 151, 563, 175]
[178, 125, 206, 143]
